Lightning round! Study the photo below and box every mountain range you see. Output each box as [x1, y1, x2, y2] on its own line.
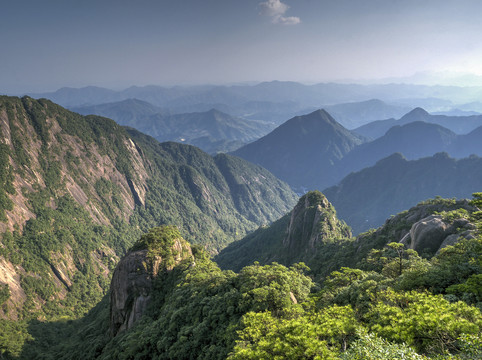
[72, 101, 275, 153]
[29, 82, 482, 110]
[232, 107, 482, 193]
[323, 99, 412, 129]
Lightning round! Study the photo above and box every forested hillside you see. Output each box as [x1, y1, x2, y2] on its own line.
[0, 96, 297, 345]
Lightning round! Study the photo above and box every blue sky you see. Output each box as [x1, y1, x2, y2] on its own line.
[2, 0, 482, 93]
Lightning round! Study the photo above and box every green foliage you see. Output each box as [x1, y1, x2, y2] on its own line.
[419, 237, 482, 299]
[3, 95, 482, 360]
[38, 257, 314, 360]
[366, 289, 482, 354]
[434, 208, 470, 223]
[340, 331, 427, 360]
[130, 225, 191, 268]
[470, 192, 482, 221]
[0, 320, 33, 358]
[215, 191, 353, 278]
[228, 309, 337, 360]
[235, 262, 313, 314]
[456, 333, 482, 359]
[446, 274, 482, 306]
[1, 192, 137, 324]
[0, 284, 10, 306]
[0, 143, 15, 220]
[128, 134, 297, 252]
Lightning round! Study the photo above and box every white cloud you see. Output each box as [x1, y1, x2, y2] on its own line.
[259, 0, 301, 25]
[276, 15, 301, 25]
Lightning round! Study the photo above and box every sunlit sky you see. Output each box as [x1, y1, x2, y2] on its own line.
[2, 0, 482, 93]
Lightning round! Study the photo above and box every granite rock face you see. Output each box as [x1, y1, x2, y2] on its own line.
[110, 239, 192, 337]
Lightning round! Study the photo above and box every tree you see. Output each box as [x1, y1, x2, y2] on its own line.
[366, 289, 482, 354]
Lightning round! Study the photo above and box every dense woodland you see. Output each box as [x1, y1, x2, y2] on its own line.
[0, 96, 481, 359]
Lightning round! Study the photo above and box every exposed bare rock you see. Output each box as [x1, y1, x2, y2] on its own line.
[284, 191, 351, 255]
[400, 214, 477, 254]
[407, 215, 449, 253]
[0, 256, 26, 320]
[110, 235, 192, 337]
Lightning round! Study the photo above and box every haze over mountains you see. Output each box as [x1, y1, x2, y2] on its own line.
[355, 107, 482, 139]
[0, 96, 297, 320]
[23, 82, 482, 236]
[29, 81, 482, 124]
[73, 102, 274, 154]
[232, 108, 482, 191]
[55, 82, 482, 234]
[325, 152, 482, 234]
[4, 0, 482, 356]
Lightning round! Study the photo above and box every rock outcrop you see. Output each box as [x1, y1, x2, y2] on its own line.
[284, 191, 351, 256]
[109, 227, 193, 337]
[400, 214, 476, 254]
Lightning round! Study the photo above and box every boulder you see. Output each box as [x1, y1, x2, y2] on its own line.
[403, 214, 476, 255]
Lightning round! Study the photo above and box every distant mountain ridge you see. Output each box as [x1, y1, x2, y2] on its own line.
[355, 107, 482, 138]
[231, 106, 482, 192]
[340, 121, 458, 175]
[29, 82, 482, 109]
[71, 98, 165, 128]
[215, 191, 351, 274]
[323, 99, 412, 129]
[324, 152, 482, 234]
[73, 102, 275, 154]
[140, 109, 274, 154]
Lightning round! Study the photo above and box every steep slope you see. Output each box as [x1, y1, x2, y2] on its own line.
[215, 191, 352, 274]
[0, 96, 297, 321]
[232, 109, 366, 191]
[355, 107, 482, 139]
[340, 121, 457, 176]
[325, 152, 482, 234]
[353, 118, 398, 139]
[126, 129, 298, 244]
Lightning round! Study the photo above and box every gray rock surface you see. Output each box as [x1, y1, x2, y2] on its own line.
[400, 214, 476, 254]
[109, 240, 192, 337]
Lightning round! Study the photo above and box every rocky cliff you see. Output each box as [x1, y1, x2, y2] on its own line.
[110, 226, 193, 336]
[284, 191, 351, 259]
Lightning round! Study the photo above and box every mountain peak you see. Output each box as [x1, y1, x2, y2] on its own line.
[232, 109, 366, 190]
[400, 107, 430, 122]
[284, 191, 351, 255]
